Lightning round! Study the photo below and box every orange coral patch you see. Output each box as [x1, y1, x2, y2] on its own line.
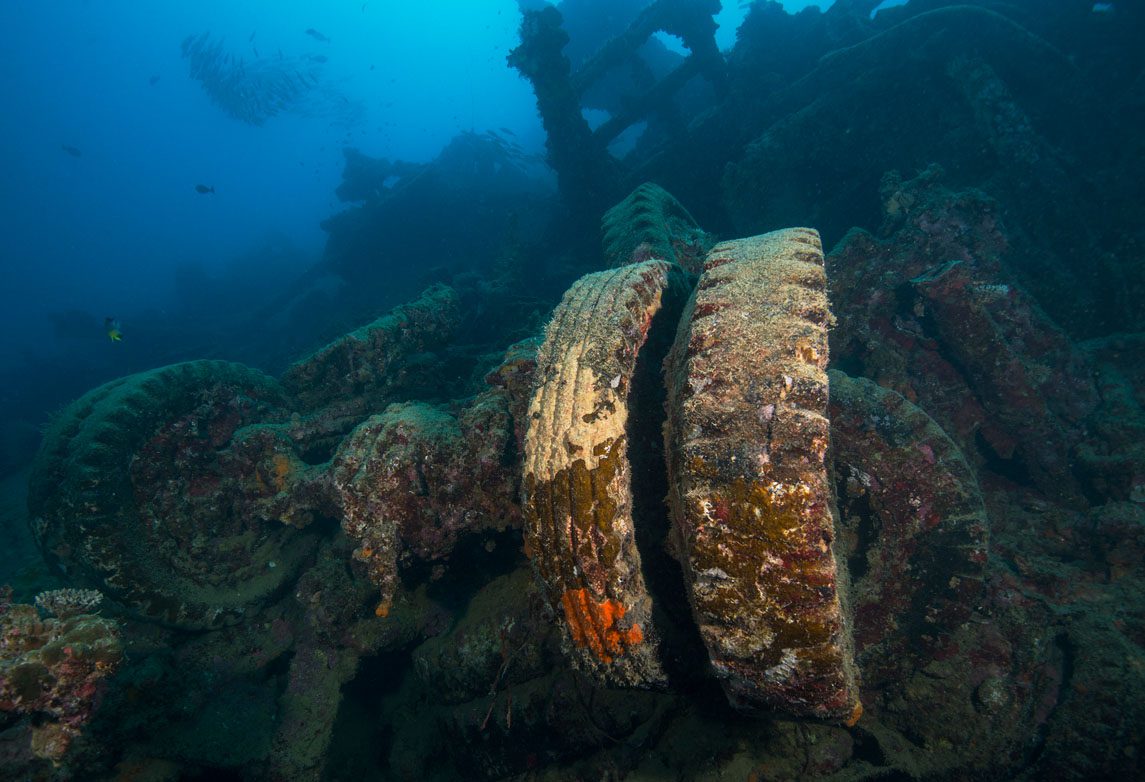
[559, 588, 643, 663]
[271, 454, 293, 492]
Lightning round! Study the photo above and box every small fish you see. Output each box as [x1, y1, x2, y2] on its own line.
[195, 184, 215, 194]
[61, 144, 83, 157]
[499, 127, 516, 136]
[304, 28, 330, 42]
[104, 317, 123, 342]
[148, 74, 161, 86]
[307, 54, 328, 63]
[248, 30, 256, 42]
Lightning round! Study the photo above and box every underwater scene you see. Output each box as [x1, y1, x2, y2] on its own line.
[1, 0, 1142, 779]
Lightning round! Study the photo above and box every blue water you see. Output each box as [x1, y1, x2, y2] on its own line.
[0, 0, 828, 465]
[0, 1, 541, 369]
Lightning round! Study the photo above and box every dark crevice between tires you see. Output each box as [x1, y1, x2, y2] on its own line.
[626, 279, 725, 711]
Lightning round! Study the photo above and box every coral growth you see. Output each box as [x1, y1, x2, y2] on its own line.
[0, 587, 123, 766]
[33, 589, 103, 620]
[828, 170, 1099, 505]
[334, 347, 524, 617]
[559, 588, 645, 665]
[16, 3, 1145, 765]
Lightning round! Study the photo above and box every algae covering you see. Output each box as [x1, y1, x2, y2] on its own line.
[665, 228, 861, 722]
[0, 590, 123, 768]
[333, 391, 521, 618]
[522, 260, 686, 688]
[280, 283, 461, 415]
[18, 169, 1143, 778]
[601, 182, 711, 273]
[828, 370, 988, 669]
[27, 361, 319, 630]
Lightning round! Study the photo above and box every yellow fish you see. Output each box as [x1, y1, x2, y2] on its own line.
[105, 317, 123, 342]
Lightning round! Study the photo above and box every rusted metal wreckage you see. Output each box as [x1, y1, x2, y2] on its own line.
[508, 0, 727, 216]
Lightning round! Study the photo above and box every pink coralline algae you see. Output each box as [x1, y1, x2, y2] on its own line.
[335, 387, 523, 618]
[828, 168, 1099, 506]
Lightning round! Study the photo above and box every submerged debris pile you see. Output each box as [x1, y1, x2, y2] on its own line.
[16, 166, 1145, 777]
[5, 0, 1143, 779]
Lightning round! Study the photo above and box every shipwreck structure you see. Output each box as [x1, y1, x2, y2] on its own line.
[508, 0, 726, 220]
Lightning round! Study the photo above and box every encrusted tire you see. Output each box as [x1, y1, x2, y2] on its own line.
[601, 182, 711, 272]
[523, 260, 688, 688]
[828, 371, 988, 678]
[665, 228, 861, 722]
[28, 360, 318, 629]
